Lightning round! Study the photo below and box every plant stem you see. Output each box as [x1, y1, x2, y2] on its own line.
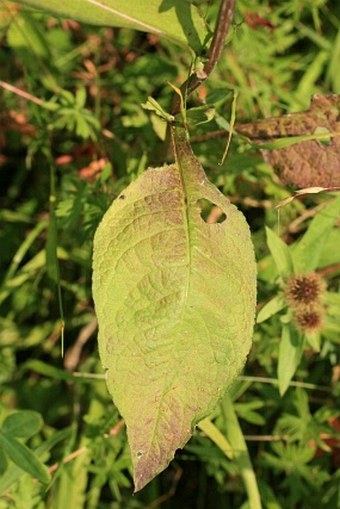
[222, 395, 262, 509]
[197, 418, 234, 460]
[45, 147, 65, 357]
[171, 0, 235, 115]
[238, 375, 332, 392]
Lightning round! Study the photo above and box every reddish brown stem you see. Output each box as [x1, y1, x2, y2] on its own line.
[171, 0, 235, 116]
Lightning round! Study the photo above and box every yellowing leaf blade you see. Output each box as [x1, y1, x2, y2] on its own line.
[92, 127, 256, 491]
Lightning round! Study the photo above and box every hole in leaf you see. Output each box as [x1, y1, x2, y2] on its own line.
[136, 451, 143, 458]
[197, 198, 227, 224]
[119, 194, 125, 200]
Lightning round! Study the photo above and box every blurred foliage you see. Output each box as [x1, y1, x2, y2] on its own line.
[0, 0, 339, 508]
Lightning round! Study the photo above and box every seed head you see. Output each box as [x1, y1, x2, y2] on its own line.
[294, 307, 324, 334]
[284, 272, 326, 310]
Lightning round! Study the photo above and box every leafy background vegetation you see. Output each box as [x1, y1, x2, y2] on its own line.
[0, 0, 339, 508]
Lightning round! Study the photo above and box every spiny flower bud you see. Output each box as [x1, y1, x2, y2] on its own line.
[294, 307, 324, 334]
[284, 272, 326, 311]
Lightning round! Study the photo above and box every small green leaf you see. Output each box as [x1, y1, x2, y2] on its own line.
[265, 227, 294, 279]
[141, 97, 174, 123]
[278, 324, 305, 396]
[75, 87, 87, 108]
[234, 401, 266, 425]
[0, 428, 71, 495]
[257, 295, 286, 323]
[150, 113, 167, 141]
[93, 126, 257, 491]
[0, 433, 50, 484]
[15, 0, 208, 53]
[2, 411, 43, 438]
[186, 106, 216, 127]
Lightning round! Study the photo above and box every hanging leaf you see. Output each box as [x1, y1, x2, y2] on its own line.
[14, 0, 208, 54]
[236, 94, 340, 188]
[92, 126, 256, 491]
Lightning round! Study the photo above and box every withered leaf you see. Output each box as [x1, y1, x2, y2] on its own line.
[236, 94, 340, 188]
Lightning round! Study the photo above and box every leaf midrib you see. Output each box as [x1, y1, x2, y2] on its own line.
[85, 0, 163, 35]
[135, 140, 196, 484]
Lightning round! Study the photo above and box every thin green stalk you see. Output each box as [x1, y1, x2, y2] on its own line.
[197, 418, 234, 460]
[237, 375, 332, 392]
[45, 147, 65, 357]
[219, 88, 238, 165]
[222, 394, 262, 509]
[3, 219, 48, 283]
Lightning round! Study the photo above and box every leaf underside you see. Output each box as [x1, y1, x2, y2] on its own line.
[92, 127, 256, 491]
[15, 0, 207, 53]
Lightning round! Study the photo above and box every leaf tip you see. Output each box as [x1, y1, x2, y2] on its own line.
[132, 452, 168, 493]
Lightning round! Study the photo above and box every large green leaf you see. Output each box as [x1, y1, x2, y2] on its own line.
[92, 126, 256, 491]
[14, 0, 208, 53]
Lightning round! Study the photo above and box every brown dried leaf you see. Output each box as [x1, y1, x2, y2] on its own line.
[236, 94, 340, 188]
